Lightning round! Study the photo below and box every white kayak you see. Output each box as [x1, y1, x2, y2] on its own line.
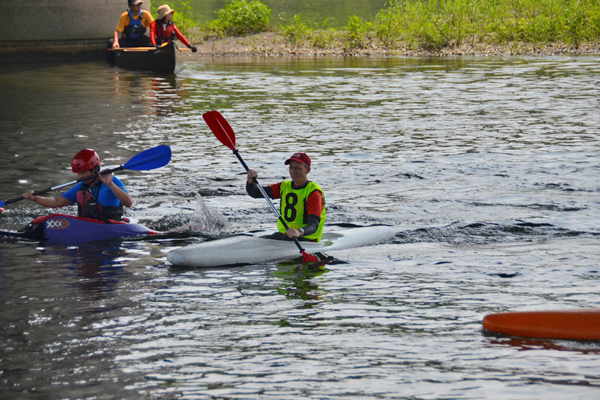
[167, 226, 395, 267]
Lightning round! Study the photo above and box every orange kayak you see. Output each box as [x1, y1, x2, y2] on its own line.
[483, 309, 600, 340]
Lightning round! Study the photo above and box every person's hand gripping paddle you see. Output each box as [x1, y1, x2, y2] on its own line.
[202, 110, 319, 263]
[0, 145, 172, 210]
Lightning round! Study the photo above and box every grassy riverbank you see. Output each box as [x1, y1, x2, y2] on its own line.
[167, 0, 600, 56]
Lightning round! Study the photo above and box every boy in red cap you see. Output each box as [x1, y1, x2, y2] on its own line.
[246, 152, 326, 242]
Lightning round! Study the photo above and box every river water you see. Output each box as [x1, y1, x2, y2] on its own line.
[1, 55, 599, 399]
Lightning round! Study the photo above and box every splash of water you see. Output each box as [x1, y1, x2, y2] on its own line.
[153, 194, 231, 234]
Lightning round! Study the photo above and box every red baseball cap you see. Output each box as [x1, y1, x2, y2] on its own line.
[285, 152, 311, 168]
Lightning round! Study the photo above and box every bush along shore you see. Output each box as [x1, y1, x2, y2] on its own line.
[164, 0, 600, 56]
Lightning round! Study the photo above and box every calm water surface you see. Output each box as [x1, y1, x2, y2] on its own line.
[0, 55, 599, 399]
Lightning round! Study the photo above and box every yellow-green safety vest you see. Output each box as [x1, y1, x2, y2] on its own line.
[277, 181, 326, 242]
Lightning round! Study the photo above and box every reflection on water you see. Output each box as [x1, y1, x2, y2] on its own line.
[1, 56, 600, 399]
[483, 332, 600, 354]
[0, 241, 161, 398]
[274, 260, 330, 303]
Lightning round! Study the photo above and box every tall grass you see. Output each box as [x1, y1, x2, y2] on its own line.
[282, 0, 600, 50]
[214, 0, 271, 36]
[375, 0, 600, 50]
[278, 15, 341, 49]
[169, 0, 271, 43]
[167, 0, 600, 51]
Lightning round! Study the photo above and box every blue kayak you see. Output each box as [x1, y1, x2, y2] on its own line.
[0, 213, 161, 244]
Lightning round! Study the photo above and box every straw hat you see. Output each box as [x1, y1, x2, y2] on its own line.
[157, 5, 175, 19]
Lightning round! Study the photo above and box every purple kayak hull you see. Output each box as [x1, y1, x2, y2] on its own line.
[1, 214, 160, 244]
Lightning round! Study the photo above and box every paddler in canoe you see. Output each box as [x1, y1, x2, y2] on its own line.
[23, 149, 132, 221]
[151, 5, 197, 52]
[108, 0, 154, 51]
[246, 152, 326, 242]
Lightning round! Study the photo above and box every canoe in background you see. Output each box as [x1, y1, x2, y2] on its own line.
[0, 213, 161, 244]
[483, 309, 600, 340]
[112, 41, 183, 74]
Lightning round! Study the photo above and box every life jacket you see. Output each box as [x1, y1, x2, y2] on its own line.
[123, 9, 146, 39]
[155, 21, 176, 45]
[77, 183, 124, 221]
[277, 181, 326, 242]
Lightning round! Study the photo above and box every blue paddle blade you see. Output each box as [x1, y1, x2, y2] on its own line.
[123, 145, 172, 171]
[0, 145, 172, 209]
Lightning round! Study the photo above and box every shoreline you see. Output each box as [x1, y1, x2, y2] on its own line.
[186, 32, 600, 58]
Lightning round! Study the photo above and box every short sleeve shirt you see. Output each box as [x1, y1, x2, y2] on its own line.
[115, 10, 154, 33]
[61, 177, 127, 207]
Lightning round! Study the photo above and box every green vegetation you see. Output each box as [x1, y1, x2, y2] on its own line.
[215, 0, 271, 35]
[150, 1, 198, 33]
[278, 15, 341, 49]
[181, 0, 271, 40]
[374, 0, 600, 50]
[170, 0, 600, 52]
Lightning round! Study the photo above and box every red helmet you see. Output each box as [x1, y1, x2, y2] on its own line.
[71, 149, 101, 173]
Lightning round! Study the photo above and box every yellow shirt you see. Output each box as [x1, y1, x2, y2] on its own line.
[115, 10, 154, 33]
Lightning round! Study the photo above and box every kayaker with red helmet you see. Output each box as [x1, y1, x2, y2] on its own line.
[23, 150, 132, 221]
[246, 152, 326, 242]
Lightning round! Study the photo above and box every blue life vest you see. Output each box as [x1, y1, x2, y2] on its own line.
[124, 9, 146, 39]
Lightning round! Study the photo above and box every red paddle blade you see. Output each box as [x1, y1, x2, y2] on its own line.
[301, 251, 320, 263]
[203, 111, 236, 151]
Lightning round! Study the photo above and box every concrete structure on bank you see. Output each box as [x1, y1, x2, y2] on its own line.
[0, 0, 152, 61]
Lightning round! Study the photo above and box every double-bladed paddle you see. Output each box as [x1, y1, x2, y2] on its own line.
[0, 145, 172, 209]
[202, 110, 319, 263]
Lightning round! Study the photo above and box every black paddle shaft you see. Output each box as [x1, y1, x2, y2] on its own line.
[203, 110, 317, 262]
[234, 150, 308, 252]
[2, 166, 124, 206]
[1, 145, 171, 209]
